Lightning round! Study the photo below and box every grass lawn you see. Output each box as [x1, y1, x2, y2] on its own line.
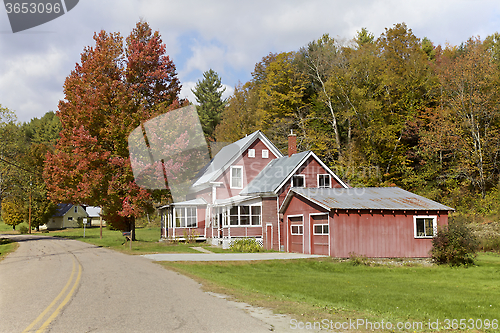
[162, 253, 500, 332]
[0, 238, 19, 261]
[47, 226, 209, 254]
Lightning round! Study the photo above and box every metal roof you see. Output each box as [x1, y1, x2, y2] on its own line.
[158, 197, 207, 209]
[240, 151, 310, 195]
[284, 187, 454, 212]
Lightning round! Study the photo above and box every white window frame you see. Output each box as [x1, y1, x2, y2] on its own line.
[248, 149, 255, 158]
[291, 174, 305, 188]
[74, 206, 78, 213]
[262, 149, 269, 159]
[291, 224, 303, 235]
[313, 224, 329, 235]
[174, 206, 198, 228]
[413, 216, 437, 238]
[317, 174, 331, 188]
[228, 204, 262, 226]
[230, 166, 243, 189]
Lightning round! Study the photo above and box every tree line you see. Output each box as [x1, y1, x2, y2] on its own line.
[2, 22, 500, 233]
[215, 23, 500, 214]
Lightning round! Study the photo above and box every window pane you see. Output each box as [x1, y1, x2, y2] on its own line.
[231, 167, 243, 188]
[425, 219, 434, 236]
[175, 208, 184, 228]
[314, 225, 322, 234]
[416, 218, 425, 236]
[230, 215, 238, 225]
[292, 175, 304, 188]
[240, 215, 250, 225]
[251, 206, 261, 215]
[298, 225, 303, 234]
[240, 206, 250, 215]
[230, 206, 238, 215]
[319, 175, 330, 188]
[323, 225, 329, 234]
[251, 216, 260, 225]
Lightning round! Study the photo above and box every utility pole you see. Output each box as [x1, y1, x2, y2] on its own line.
[29, 175, 32, 234]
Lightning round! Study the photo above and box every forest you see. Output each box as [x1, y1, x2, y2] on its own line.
[2, 22, 500, 231]
[215, 23, 500, 216]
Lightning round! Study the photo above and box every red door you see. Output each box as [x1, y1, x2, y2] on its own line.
[266, 224, 272, 250]
[288, 216, 303, 253]
[310, 214, 329, 255]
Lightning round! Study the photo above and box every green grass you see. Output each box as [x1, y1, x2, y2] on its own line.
[0, 238, 18, 261]
[162, 253, 500, 331]
[49, 226, 209, 254]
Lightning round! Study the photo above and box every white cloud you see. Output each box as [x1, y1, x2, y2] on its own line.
[1, 0, 500, 122]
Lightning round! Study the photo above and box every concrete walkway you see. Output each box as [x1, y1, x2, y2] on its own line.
[142, 252, 327, 261]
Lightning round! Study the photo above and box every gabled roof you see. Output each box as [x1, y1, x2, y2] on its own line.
[240, 151, 348, 195]
[190, 130, 283, 191]
[52, 203, 88, 217]
[85, 206, 101, 218]
[280, 187, 454, 213]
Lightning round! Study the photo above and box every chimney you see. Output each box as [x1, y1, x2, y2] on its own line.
[288, 130, 297, 157]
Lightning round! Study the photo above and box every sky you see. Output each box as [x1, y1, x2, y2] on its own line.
[1, 0, 500, 123]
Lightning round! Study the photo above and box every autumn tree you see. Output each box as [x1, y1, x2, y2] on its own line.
[44, 21, 182, 239]
[437, 38, 500, 199]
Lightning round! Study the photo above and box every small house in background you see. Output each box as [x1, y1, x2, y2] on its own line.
[45, 204, 88, 230]
[159, 130, 454, 257]
[84, 206, 106, 227]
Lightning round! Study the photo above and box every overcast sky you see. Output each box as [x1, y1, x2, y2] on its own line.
[1, 0, 500, 122]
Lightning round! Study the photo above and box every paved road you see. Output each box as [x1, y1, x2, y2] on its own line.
[0, 235, 293, 332]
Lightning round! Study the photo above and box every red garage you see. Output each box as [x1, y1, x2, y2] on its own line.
[280, 187, 453, 258]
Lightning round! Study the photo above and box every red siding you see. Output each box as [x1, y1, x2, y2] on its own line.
[283, 194, 450, 258]
[214, 139, 277, 200]
[262, 197, 279, 250]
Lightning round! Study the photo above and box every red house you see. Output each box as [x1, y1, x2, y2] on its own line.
[159, 131, 453, 257]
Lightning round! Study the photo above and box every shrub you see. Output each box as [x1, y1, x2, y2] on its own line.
[230, 238, 263, 253]
[431, 216, 478, 266]
[18, 225, 29, 234]
[349, 252, 369, 266]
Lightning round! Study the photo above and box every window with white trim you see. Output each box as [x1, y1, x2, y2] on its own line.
[230, 166, 243, 189]
[313, 224, 329, 235]
[291, 224, 303, 235]
[292, 175, 305, 188]
[262, 149, 269, 158]
[175, 207, 197, 228]
[248, 149, 255, 158]
[414, 216, 437, 238]
[229, 205, 261, 226]
[318, 174, 331, 188]
[74, 206, 78, 213]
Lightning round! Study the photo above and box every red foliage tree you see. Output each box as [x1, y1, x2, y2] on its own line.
[44, 22, 182, 239]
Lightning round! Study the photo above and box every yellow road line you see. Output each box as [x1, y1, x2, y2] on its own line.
[22, 260, 77, 333]
[36, 261, 82, 332]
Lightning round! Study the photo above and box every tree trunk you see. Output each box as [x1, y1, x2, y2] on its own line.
[130, 217, 136, 241]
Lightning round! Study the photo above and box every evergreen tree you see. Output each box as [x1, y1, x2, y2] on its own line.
[191, 69, 227, 141]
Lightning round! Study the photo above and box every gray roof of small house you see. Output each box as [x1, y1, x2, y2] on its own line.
[53, 204, 89, 217]
[85, 206, 101, 218]
[190, 130, 283, 190]
[240, 151, 310, 195]
[282, 187, 454, 212]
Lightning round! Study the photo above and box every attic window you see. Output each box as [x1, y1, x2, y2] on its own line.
[292, 175, 305, 188]
[262, 149, 269, 158]
[248, 149, 255, 158]
[318, 174, 331, 188]
[230, 166, 243, 189]
[414, 216, 437, 238]
[74, 206, 78, 213]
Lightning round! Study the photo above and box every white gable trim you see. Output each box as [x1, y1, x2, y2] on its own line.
[191, 131, 283, 191]
[272, 151, 348, 195]
[279, 188, 331, 214]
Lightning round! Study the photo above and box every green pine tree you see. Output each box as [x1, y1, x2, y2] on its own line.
[191, 69, 227, 141]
